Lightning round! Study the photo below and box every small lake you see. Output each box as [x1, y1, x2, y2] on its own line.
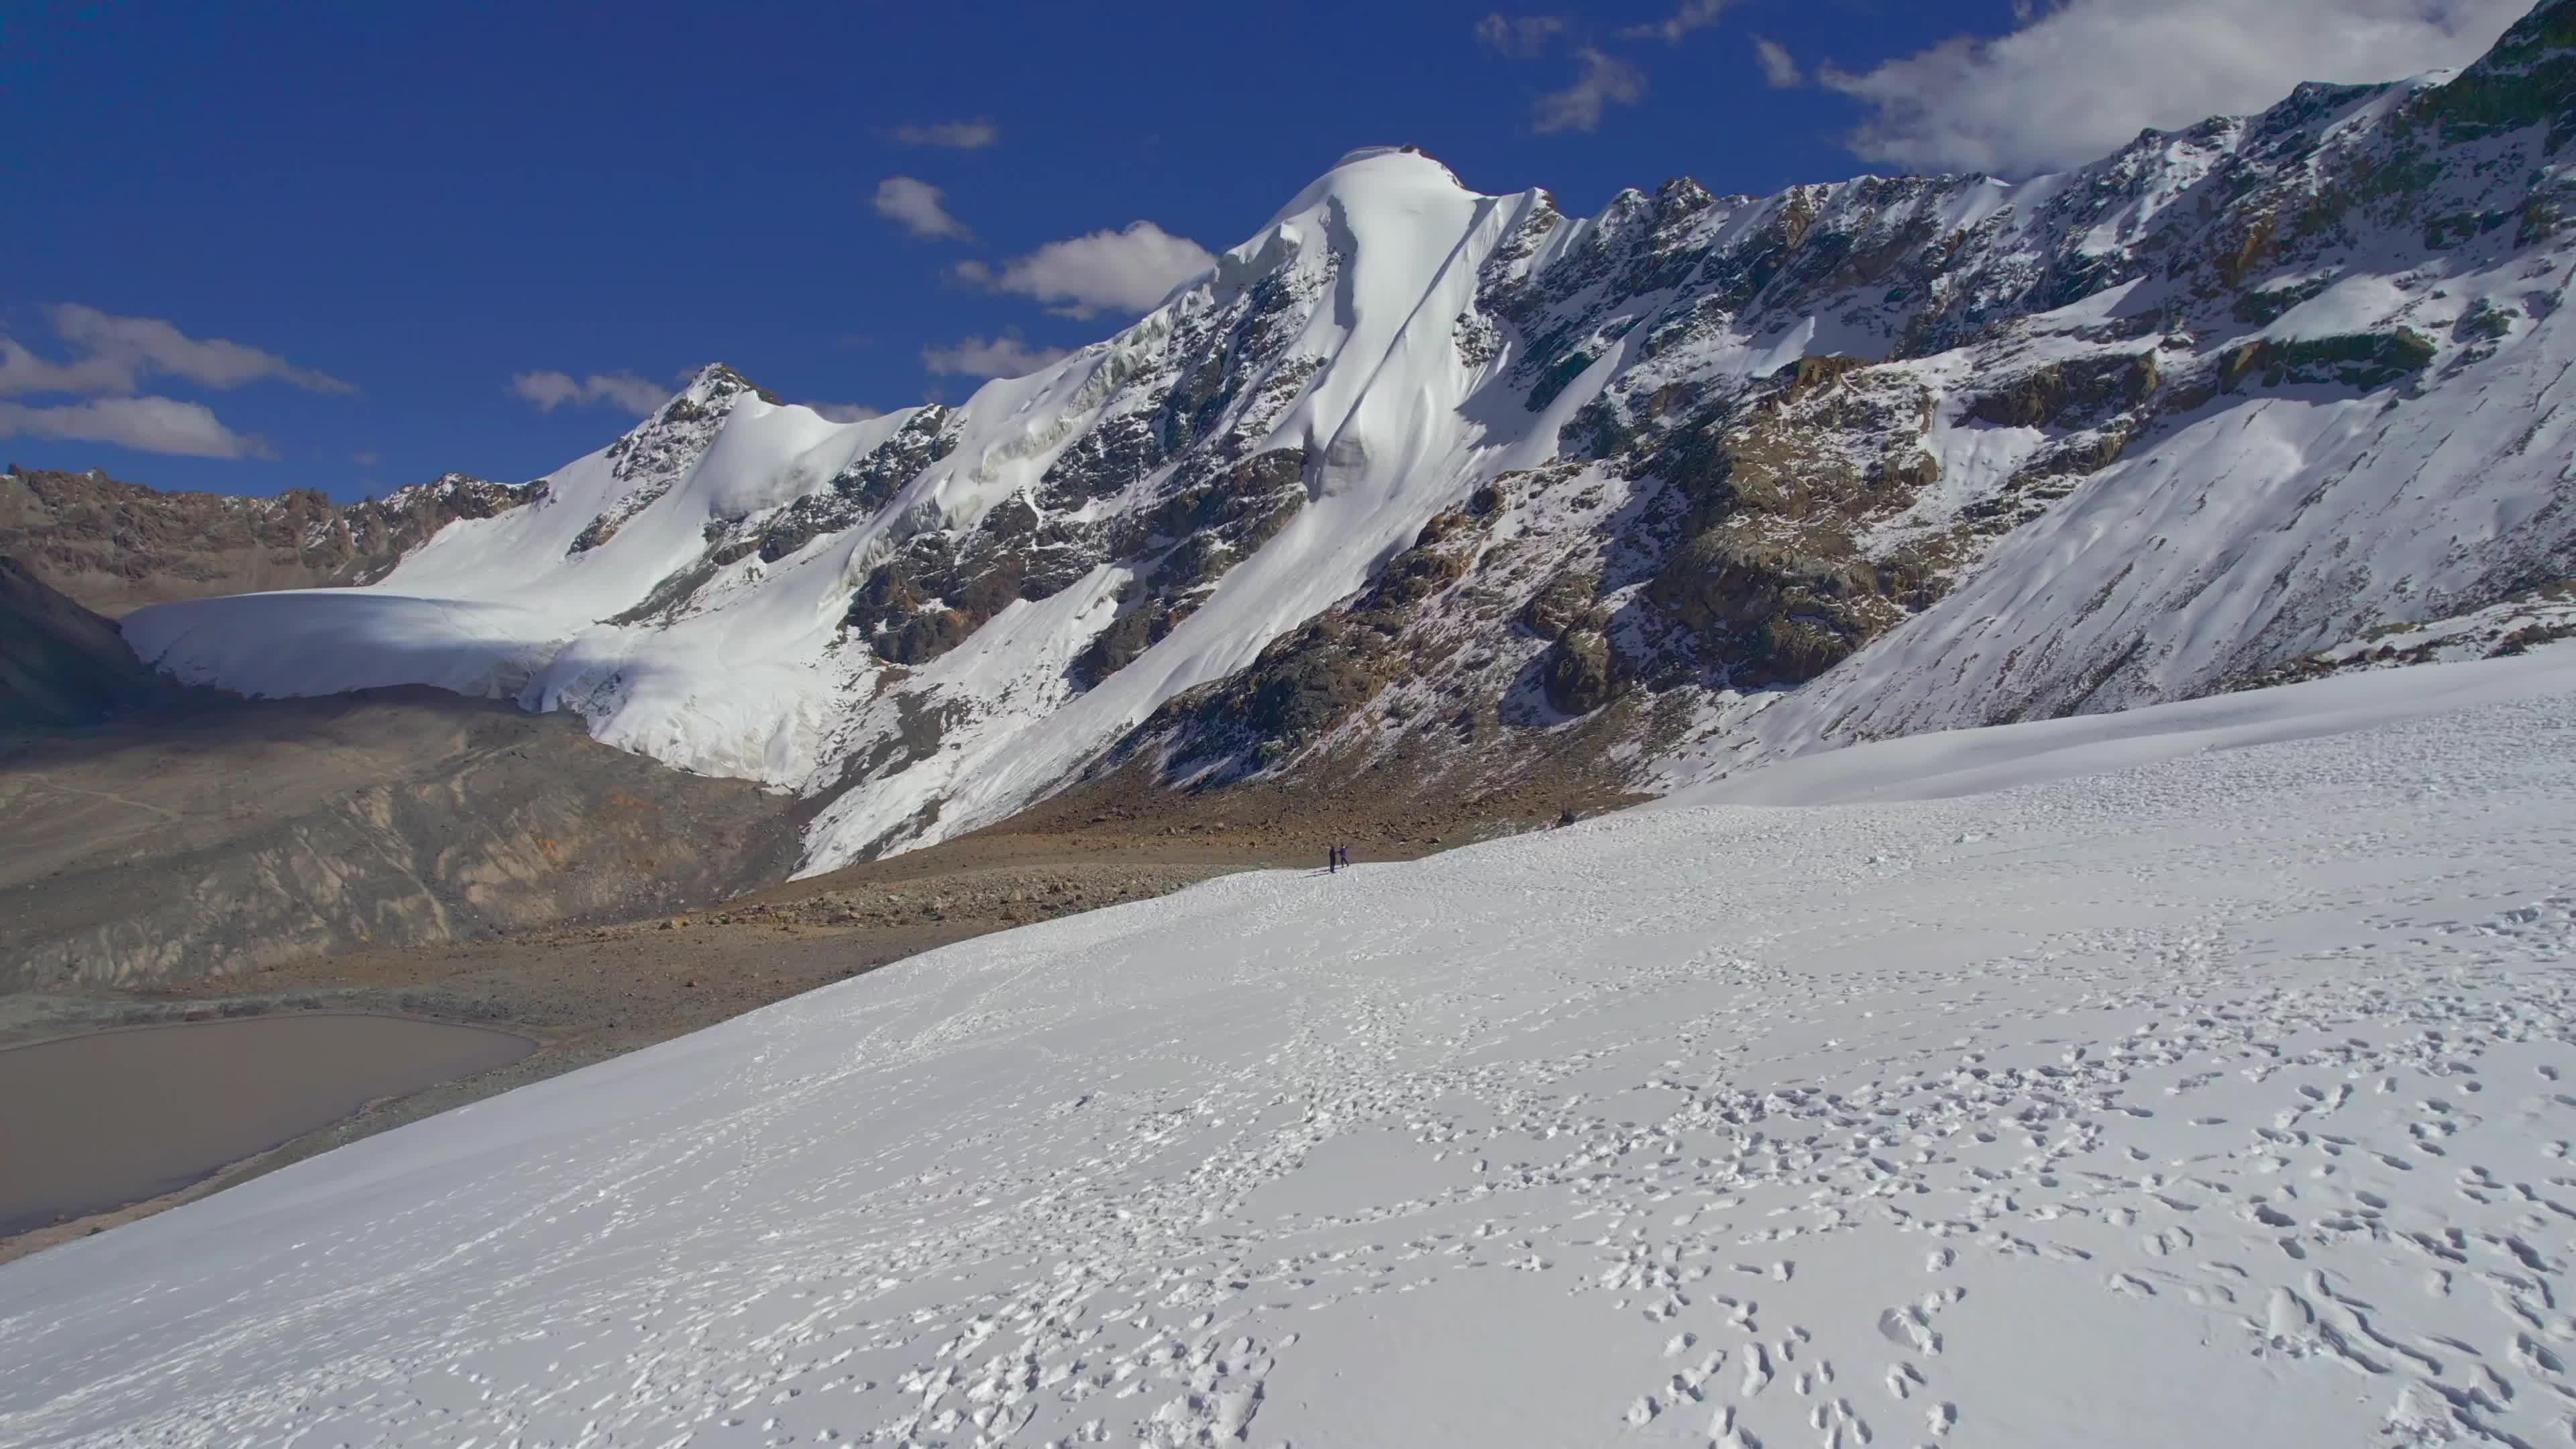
[0, 1013, 535, 1235]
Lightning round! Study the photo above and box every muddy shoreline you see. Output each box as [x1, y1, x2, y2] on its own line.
[1, 1012, 536, 1236]
[0, 775, 1635, 1265]
[0, 849, 1260, 1263]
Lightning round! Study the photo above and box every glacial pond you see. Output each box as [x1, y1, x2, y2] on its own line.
[0, 1012, 534, 1235]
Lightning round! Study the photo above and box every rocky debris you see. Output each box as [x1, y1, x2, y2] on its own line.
[2222, 329, 2438, 391]
[1061, 448, 1310, 687]
[1134, 486, 1509, 775]
[704, 865, 1212, 932]
[698, 406, 965, 577]
[1542, 627, 1621, 713]
[843, 383, 1309, 672]
[0, 464, 531, 616]
[1516, 567, 1601, 643]
[843, 494, 1101, 665]
[1623, 363, 1945, 689]
[1962, 353, 2161, 429]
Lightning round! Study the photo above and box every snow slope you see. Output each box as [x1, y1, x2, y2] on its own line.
[9, 649, 2576, 1447]
[1750, 246, 2576, 755]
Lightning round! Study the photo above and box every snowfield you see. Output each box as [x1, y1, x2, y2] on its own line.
[6, 649, 2576, 1447]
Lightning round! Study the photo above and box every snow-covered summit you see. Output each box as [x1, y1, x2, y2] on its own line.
[120, 0, 2576, 869]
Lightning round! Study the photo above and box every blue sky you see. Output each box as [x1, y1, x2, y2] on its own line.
[0, 0, 2530, 500]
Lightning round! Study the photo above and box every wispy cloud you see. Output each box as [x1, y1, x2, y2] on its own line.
[1617, 0, 1735, 44]
[806, 401, 883, 423]
[0, 306, 352, 398]
[1754, 36, 1805, 88]
[0, 339, 132, 396]
[890, 119, 1000, 150]
[921, 333, 1073, 379]
[873, 176, 971, 241]
[1821, 0, 2525, 176]
[954, 221, 1216, 319]
[1532, 47, 1647, 133]
[353, 449, 380, 467]
[1474, 13, 1567, 57]
[0, 395, 269, 458]
[509, 370, 670, 417]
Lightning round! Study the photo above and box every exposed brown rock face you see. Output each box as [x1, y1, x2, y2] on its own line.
[0, 557, 176, 729]
[0, 465, 529, 616]
[0, 689, 804, 991]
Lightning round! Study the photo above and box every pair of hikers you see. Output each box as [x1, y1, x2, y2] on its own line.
[1327, 843, 1352, 873]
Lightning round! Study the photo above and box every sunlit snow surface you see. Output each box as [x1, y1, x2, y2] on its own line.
[8, 650, 2575, 1447]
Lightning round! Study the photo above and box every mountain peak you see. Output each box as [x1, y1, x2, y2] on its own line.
[2489, 0, 2576, 63]
[676, 362, 780, 410]
[1256, 144, 1485, 238]
[2412, 0, 2576, 142]
[1330, 143, 1460, 177]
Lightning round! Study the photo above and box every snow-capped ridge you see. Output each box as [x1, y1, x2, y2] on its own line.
[116, 0, 2576, 873]
[1260, 144, 1485, 233]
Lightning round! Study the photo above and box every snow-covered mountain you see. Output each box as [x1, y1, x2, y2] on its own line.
[9, 647, 2575, 1446]
[123, 1, 2576, 871]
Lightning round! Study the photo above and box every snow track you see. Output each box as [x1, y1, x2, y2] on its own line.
[7, 653, 2576, 1446]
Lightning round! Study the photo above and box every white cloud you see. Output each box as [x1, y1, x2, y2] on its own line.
[806, 401, 883, 423]
[1820, 0, 2528, 176]
[958, 221, 1217, 318]
[0, 338, 132, 396]
[353, 450, 380, 467]
[1755, 36, 1804, 88]
[0, 395, 268, 458]
[921, 333, 1073, 379]
[891, 119, 1000, 149]
[509, 370, 670, 417]
[874, 176, 971, 241]
[1533, 47, 1647, 133]
[1475, 13, 1567, 57]
[1617, 0, 1735, 44]
[0, 307, 352, 397]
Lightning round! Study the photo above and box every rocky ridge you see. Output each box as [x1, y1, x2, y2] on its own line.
[95, 2, 2576, 872]
[1, 464, 532, 616]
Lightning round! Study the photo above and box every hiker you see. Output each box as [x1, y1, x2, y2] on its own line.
[1328, 843, 1338, 874]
